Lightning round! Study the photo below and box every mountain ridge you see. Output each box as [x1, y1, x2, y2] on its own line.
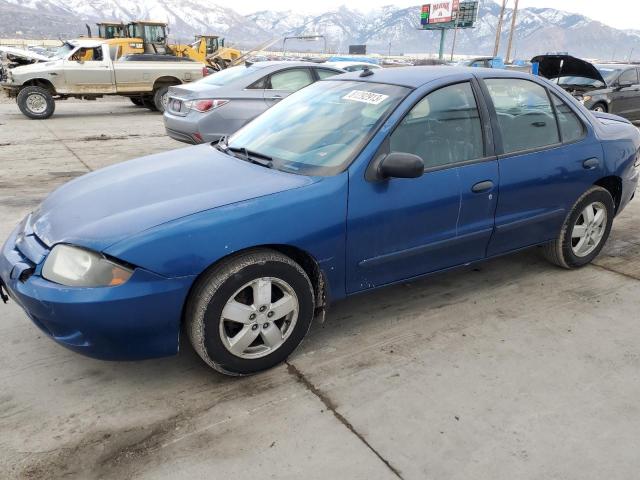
[1, 0, 639, 60]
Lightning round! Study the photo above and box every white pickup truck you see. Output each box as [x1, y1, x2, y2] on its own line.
[0, 39, 207, 119]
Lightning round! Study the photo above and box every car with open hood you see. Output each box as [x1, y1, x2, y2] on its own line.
[532, 54, 640, 120]
[1, 67, 638, 376]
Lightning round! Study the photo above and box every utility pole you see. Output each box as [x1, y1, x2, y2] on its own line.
[493, 0, 507, 57]
[505, 0, 519, 63]
[450, 18, 460, 61]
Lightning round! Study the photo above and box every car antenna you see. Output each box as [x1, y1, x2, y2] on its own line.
[360, 67, 374, 77]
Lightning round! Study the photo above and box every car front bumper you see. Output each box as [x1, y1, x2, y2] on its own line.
[0, 220, 195, 361]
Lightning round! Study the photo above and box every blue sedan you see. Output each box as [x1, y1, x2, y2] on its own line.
[1, 67, 638, 375]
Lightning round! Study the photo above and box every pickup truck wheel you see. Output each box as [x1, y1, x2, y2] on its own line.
[17, 86, 55, 119]
[153, 86, 171, 113]
[141, 95, 157, 111]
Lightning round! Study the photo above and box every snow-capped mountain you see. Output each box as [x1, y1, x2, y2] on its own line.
[2, 0, 640, 60]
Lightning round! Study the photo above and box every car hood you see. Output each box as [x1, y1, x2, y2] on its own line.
[531, 55, 606, 85]
[0, 46, 51, 62]
[30, 144, 314, 252]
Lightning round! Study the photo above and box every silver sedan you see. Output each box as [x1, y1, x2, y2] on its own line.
[163, 61, 343, 144]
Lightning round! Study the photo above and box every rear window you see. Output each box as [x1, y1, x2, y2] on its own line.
[200, 65, 259, 86]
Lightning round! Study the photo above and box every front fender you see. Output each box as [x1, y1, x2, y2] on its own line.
[104, 174, 350, 302]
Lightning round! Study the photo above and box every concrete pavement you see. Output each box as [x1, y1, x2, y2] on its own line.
[1, 99, 639, 480]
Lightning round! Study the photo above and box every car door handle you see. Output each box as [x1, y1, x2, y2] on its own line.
[269, 95, 284, 100]
[583, 158, 600, 169]
[471, 180, 494, 193]
[531, 121, 546, 127]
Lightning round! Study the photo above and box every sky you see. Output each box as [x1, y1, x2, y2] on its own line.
[232, 0, 639, 31]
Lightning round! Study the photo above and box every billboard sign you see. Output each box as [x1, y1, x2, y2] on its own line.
[422, 0, 460, 24]
[420, 1, 478, 29]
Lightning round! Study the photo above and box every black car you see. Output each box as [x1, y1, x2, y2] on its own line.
[533, 54, 640, 120]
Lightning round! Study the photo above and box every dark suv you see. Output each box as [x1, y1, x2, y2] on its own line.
[533, 54, 640, 120]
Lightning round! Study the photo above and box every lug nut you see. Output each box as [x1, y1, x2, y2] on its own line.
[251, 324, 259, 331]
[263, 323, 269, 329]
[259, 306, 267, 312]
[249, 313, 257, 320]
[267, 311, 274, 318]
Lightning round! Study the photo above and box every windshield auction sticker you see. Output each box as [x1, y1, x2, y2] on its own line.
[343, 90, 389, 105]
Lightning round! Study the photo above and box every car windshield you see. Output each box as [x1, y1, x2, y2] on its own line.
[199, 65, 259, 86]
[51, 43, 75, 60]
[227, 80, 410, 176]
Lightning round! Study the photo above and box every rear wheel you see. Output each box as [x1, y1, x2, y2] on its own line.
[592, 103, 607, 113]
[542, 186, 614, 269]
[141, 95, 156, 111]
[186, 249, 315, 376]
[17, 86, 55, 119]
[153, 86, 171, 113]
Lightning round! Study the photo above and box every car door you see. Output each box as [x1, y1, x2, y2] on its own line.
[63, 46, 115, 94]
[609, 68, 640, 119]
[345, 80, 498, 293]
[263, 68, 314, 107]
[481, 77, 604, 256]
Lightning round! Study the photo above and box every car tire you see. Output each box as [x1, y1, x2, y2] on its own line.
[141, 95, 157, 111]
[17, 86, 55, 119]
[542, 186, 614, 269]
[153, 86, 171, 113]
[592, 103, 607, 113]
[186, 249, 315, 376]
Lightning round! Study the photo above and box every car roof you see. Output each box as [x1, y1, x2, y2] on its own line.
[331, 66, 533, 88]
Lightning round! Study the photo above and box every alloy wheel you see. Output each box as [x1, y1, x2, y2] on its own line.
[219, 277, 299, 359]
[571, 201, 607, 257]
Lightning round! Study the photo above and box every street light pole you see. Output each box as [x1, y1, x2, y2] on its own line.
[505, 0, 519, 63]
[493, 0, 507, 57]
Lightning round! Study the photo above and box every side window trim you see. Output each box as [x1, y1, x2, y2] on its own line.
[385, 80, 489, 172]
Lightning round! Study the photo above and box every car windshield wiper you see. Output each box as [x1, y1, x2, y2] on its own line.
[227, 146, 273, 168]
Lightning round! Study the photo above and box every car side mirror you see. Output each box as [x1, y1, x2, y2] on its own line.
[378, 152, 424, 179]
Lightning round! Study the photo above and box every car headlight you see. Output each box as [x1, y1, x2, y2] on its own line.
[42, 245, 133, 287]
[581, 95, 592, 104]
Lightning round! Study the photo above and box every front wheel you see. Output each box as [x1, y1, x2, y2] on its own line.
[186, 249, 315, 376]
[543, 186, 614, 269]
[592, 103, 607, 113]
[17, 86, 55, 119]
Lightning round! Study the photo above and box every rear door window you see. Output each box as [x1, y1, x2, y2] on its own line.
[269, 68, 313, 91]
[485, 78, 559, 154]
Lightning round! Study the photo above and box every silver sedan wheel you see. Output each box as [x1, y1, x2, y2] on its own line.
[219, 277, 299, 359]
[26, 93, 47, 114]
[592, 105, 605, 113]
[571, 201, 607, 257]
